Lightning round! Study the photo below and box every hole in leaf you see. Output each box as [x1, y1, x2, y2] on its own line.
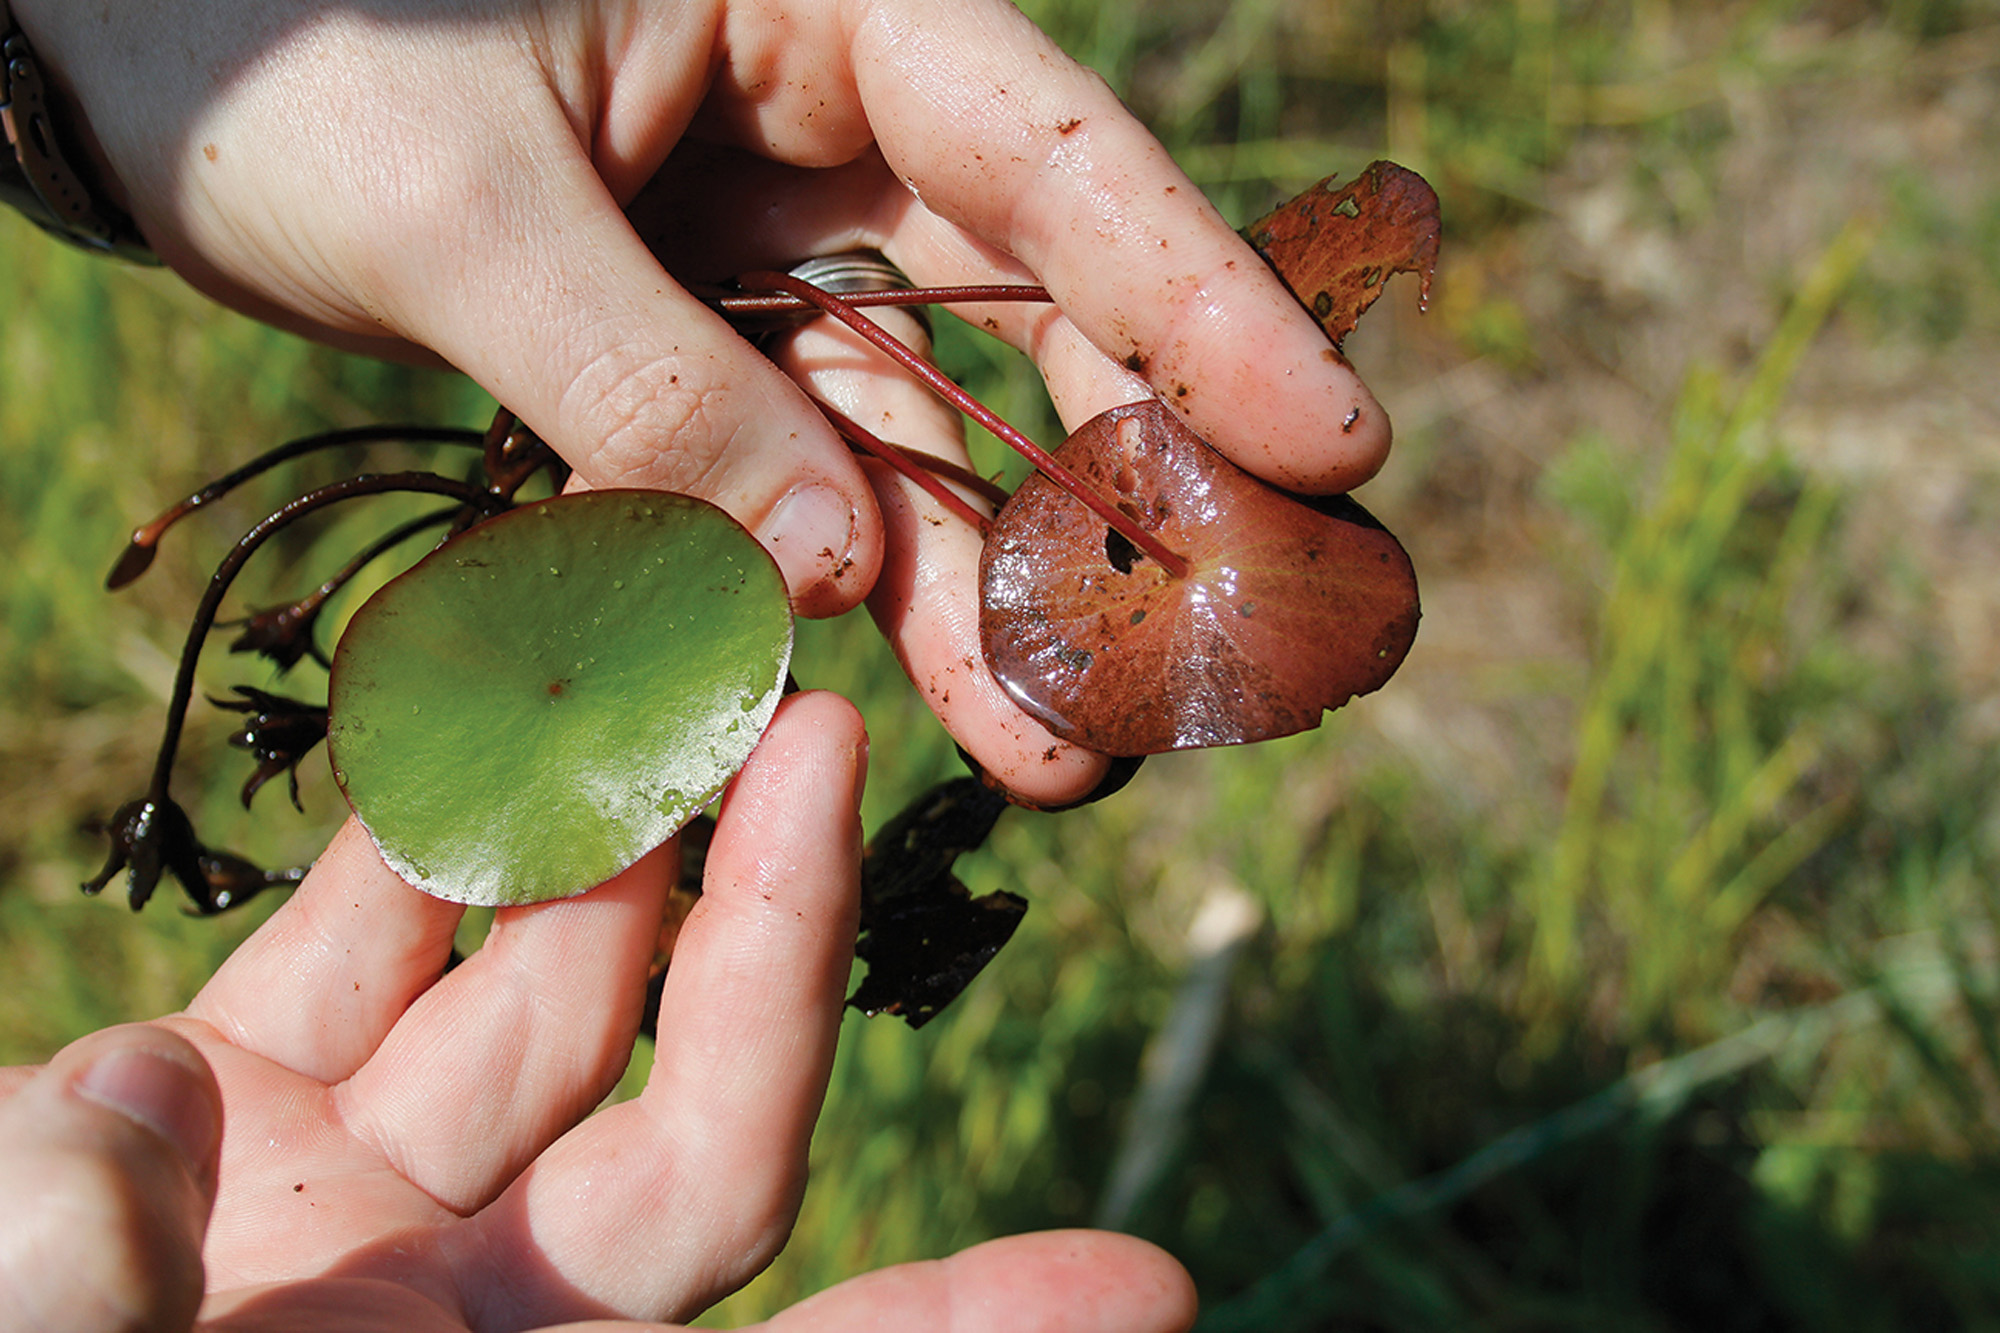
[1105, 528, 1143, 574]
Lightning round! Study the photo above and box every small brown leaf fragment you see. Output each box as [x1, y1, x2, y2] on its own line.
[848, 778, 1023, 1028]
[1243, 160, 1441, 346]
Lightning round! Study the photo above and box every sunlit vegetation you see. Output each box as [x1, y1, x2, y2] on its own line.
[4, 1, 1998, 1328]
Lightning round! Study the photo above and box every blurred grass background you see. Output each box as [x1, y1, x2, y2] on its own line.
[5, 0, 1999, 1327]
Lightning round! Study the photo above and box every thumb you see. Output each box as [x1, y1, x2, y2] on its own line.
[0, 1024, 223, 1333]
[368, 127, 883, 620]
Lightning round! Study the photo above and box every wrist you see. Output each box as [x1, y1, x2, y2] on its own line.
[0, 0, 154, 261]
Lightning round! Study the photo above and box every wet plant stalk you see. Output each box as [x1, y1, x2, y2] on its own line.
[737, 270, 1191, 580]
[144, 473, 506, 801]
[109, 425, 483, 589]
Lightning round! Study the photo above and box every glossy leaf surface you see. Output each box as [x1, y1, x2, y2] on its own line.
[980, 401, 1419, 756]
[329, 490, 793, 906]
[1243, 159, 1441, 346]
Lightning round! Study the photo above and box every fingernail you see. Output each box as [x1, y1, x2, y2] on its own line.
[759, 484, 856, 593]
[78, 1046, 221, 1182]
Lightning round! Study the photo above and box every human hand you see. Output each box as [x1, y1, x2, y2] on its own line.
[0, 691, 1195, 1331]
[16, 0, 1389, 805]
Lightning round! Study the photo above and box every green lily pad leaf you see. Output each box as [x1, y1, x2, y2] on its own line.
[327, 490, 793, 906]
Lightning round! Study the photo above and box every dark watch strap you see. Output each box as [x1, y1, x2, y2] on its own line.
[0, 0, 156, 262]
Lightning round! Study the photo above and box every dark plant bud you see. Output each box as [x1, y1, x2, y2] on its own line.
[209, 687, 330, 811]
[194, 849, 308, 915]
[226, 599, 331, 672]
[105, 539, 158, 590]
[83, 796, 207, 912]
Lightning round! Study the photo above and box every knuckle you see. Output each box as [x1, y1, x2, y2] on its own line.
[556, 350, 738, 495]
[691, 1181, 803, 1298]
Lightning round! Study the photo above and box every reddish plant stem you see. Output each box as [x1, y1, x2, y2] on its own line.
[235, 506, 461, 657]
[814, 400, 994, 537]
[738, 270, 1190, 580]
[108, 424, 484, 589]
[713, 284, 1052, 321]
[889, 449, 1013, 511]
[147, 473, 506, 799]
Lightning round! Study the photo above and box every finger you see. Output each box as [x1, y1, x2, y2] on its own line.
[844, 0, 1390, 494]
[759, 1231, 1198, 1333]
[93, 10, 887, 620]
[453, 690, 867, 1326]
[637, 128, 1377, 502]
[354, 103, 883, 620]
[185, 819, 463, 1086]
[669, 0, 1388, 492]
[761, 300, 1109, 804]
[861, 456, 1104, 807]
[630, 141, 1164, 442]
[338, 837, 677, 1215]
[630, 143, 911, 285]
[0, 1025, 221, 1333]
[512, 1231, 1195, 1333]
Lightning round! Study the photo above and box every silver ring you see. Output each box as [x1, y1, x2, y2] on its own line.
[785, 251, 912, 293]
[782, 249, 931, 344]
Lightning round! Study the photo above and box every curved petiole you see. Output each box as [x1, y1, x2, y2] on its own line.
[736, 270, 1190, 580]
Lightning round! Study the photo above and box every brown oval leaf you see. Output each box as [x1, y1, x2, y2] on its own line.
[979, 400, 1419, 756]
[1243, 160, 1441, 346]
